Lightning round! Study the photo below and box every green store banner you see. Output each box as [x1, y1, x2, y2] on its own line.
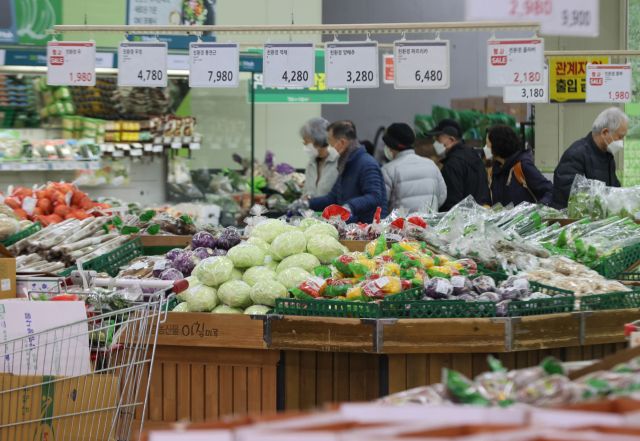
[247, 49, 348, 104]
[14, 0, 62, 45]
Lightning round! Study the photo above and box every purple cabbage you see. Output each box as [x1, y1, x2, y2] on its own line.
[458, 294, 478, 302]
[472, 276, 496, 294]
[232, 153, 243, 166]
[500, 276, 531, 297]
[423, 277, 453, 300]
[274, 163, 295, 174]
[152, 259, 174, 278]
[497, 286, 521, 301]
[192, 232, 216, 249]
[172, 252, 199, 277]
[265, 151, 275, 169]
[496, 300, 511, 317]
[211, 248, 228, 256]
[116, 275, 137, 290]
[450, 276, 472, 297]
[477, 292, 501, 303]
[217, 227, 241, 250]
[159, 268, 184, 281]
[166, 248, 186, 261]
[141, 277, 159, 294]
[193, 247, 215, 260]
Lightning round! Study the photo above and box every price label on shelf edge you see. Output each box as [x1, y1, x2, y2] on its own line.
[504, 65, 549, 103]
[487, 38, 544, 87]
[393, 40, 450, 89]
[47, 41, 96, 87]
[325, 41, 379, 89]
[586, 64, 632, 103]
[263, 42, 315, 88]
[118, 42, 168, 87]
[189, 42, 239, 88]
[465, 0, 599, 37]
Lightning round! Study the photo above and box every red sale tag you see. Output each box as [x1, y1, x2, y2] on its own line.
[586, 64, 632, 103]
[47, 41, 96, 86]
[487, 38, 544, 87]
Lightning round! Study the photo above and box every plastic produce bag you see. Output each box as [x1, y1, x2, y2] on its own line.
[270, 231, 307, 260]
[226, 243, 265, 268]
[276, 253, 321, 274]
[242, 266, 277, 287]
[194, 256, 234, 287]
[187, 285, 219, 312]
[217, 280, 252, 308]
[276, 267, 311, 289]
[303, 222, 339, 242]
[250, 280, 288, 307]
[244, 305, 270, 314]
[250, 218, 286, 244]
[212, 305, 244, 314]
[306, 235, 346, 263]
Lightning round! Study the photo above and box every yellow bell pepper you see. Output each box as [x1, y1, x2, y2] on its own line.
[346, 286, 363, 299]
[398, 238, 422, 252]
[378, 262, 400, 277]
[377, 276, 402, 295]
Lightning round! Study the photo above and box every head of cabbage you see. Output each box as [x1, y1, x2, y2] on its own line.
[306, 235, 344, 264]
[250, 280, 289, 307]
[270, 231, 307, 260]
[172, 302, 189, 312]
[228, 267, 245, 281]
[194, 256, 234, 287]
[177, 276, 200, 302]
[303, 223, 339, 243]
[217, 280, 253, 308]
[276, 253, 320, 274]
[298, 217, 321, 232]
[249, 219, 286, 244]
[212, 305, 244, 314]
[246, 236, 270, 253]
[186, 285, 219, 312]
[243, 266, 277, 287]
[276, 267, 311, 289]
[244, 305, 271, 314]
[226, 244, 265, 268]
[264, 255, 279, 271]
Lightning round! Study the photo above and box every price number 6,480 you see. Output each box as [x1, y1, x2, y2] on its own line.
[138, 70, 163, 82]
[282, 71, 309, 83]
[415, 70, 443, 83]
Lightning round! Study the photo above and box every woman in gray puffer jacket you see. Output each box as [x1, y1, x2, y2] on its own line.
[381, 123, 447, 213]
[300, 117, 340, 198]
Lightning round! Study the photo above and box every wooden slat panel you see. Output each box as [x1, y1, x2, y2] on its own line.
[549, 348, 562, 361]
[593, 344, 604, 360]
[429, 353, 452, 385]
[149, 363, 163, 421]
[154, 345, 279, 366]
[584, 310, 640, 346]
[176, 363, 191, 421]
[452, 353, 472, 379]
[603, 344, 615, 357]
[316, 352, 334, 407]
[299, 351, 317, 410]
[247, 367, 262, 414]
[262, 365, 277, 413]
[135, 362, 149, 421]
[566, 346, 582, 362]
[406, 354, 428, 389]
[516, 352, 529, 369]
[163, 363, 177, 422]
[205, 365, 219, 421]
[333, 352, 350, 403]
[498, 353, 516, 371]
[388, 354, 406, 394]
[364, 354, 379, 401]
[233, 366, 248, 415]
[582, 345, 594, 362]
[272, 317, 373, 353]
[528, 350, 539, 367]
[285, 351, 300, 410]
[349, 353, 366, 402]
[191, 364, 205, 422]
[219, 365, 234, 417]
[616, 342, 627, 353]
[472, 353, 490, 378]
[538, 349, 552, 363]
[513, 314, 580, 350]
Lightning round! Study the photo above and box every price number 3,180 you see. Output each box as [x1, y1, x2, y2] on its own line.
[118, 42, 168, 87]
[47, 41, 96, 86]
[189, 43, 239, 88]
[503, 65, 548, 103]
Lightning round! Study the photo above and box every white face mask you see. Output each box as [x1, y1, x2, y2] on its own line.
[483, 145, 493, 160]
[303, 143, 318, 159]
[605, 133, 624, 155]
[384, 146, 394, 161]
[433, 141, 446, 156]
[327, 146, 338, 156]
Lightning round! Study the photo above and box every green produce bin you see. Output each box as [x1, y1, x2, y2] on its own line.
[3, 222, 41, 247]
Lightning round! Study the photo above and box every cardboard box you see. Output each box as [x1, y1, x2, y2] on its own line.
[450, 97, 486, 113]
[16, 273, 65, 299]
[0, 373, 118, 441]
[0, 243, 16, 300]
[487, 96, 528, 122]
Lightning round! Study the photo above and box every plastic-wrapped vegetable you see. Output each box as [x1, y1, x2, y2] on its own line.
[458, 293, 478, 301]
[250, 280, 289, 307]
[228, 267, 244, 281]
[211, 249, 228, 257]
[243, 266, 276, 287]
[250, 219, 286, 244]
[212, 305, 244, 314]
[192, 231, 216, 249]
[192, 247, 216, 261]
[152, 259, 173, 277]
[217, 227, 242, 250]
[472, 276, 496, 294]
[160, 268, 184, 280]
[173, 252, 199, 277]
[172, 303, 189, 312]
[298, 216, 321, 232]
[496, 286, 521, 301]
[478, 292, 501, 302]
[276, 253, 321, 274]
[496, 300, 511, 317]
[264, 255, 279, 271]
[194, 256, 234, 287]
[246, 236, 270, 254]
[306, 235, 344, 263]
[424, 277, 453, 299]
[217, 280, 252, 308]
[276, 267, 311, 289]
[177, 276, 201, 302]
[303, 223, 339, 242]
[187, 285, 219, 312]
[166, 248, 186, 261]
[226, 243, 265, 268]
[450, 276, 472, 296]
[270, 231, 307, 260]
[500, 276, 531, 296]
[244, 305, 271, 314]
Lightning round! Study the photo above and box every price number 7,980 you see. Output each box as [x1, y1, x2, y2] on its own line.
[137, 70, 163, 82]
[282, 71, 309, 83]
[208, 71, 233, 82]
[415, 70, 443, 83]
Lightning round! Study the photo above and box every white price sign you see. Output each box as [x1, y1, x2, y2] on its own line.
[487, 38, 544, 87]
[263, 42, 315, 88]
[47, 41, 96, 86]
[325, 41, 378, 88]
[586, 64, 632, 103]
[118, 42, 168, 87]
[504, 65, 549, 103]
[465, 0, 599, 37]
[393, 40, 450, 89]
[189, 42, 239, 88]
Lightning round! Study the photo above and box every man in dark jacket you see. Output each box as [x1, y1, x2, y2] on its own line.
[289, 120, 388, 223]
[551, 107, 628, 209]
[425, 119, 488, 211]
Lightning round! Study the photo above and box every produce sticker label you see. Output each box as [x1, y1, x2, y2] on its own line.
[550, 56, 608, 103]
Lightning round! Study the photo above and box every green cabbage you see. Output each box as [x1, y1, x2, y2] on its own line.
[270, 231, 307, 260]
[303, 223, 339, 243]
[250, 280, 289, 307]
[187, 285, 219, 312]
[264, 255, 279, 271]
[228, 267, 245, 281]
[276, 267, 311, 289]
[243, 266, 277, 287]
[276, 253, 321, 274]
[217, 280, 253, 308]
[284, 225, 299, 233]
[298, 217, 321, 232]
[177, 276, 200, 302]
[250, 219, 286, 244]
[246, 236, 270, 253]
[172, 302, 189, 312]
[212, 305, 244, 314]
[227, 244, 265, 268]
[194, 257, 234, 287]
[306, 235, 344, 263]
[244, 305, 271, 314]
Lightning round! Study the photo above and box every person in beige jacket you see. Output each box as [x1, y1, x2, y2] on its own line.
[300, 117, 340, 198]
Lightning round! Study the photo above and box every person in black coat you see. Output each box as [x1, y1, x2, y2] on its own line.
[425, 119, 488, 211]
[481, 125, 554, 207]
[551, 107, 628, 209]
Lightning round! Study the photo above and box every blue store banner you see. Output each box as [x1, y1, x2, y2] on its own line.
[0, 0, 19, 44]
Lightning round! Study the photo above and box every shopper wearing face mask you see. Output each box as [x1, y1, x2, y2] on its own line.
[551, 107, 628, 209]
[480, 125, 553, 207]
[381, 122, 447, 212]
[424, 119, 488, 212]
[299, 117, 340, 198]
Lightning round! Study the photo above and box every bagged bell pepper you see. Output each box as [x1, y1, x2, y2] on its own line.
[454, 258, 478, 276]
[362, 280, 385, 299]
[290, 287, 315, 300]
[348, 260, 376, 278]
[403, 251, 434, 268]
[401, 279, 413, 291]
[365, 232, 387, 256]
[322, 204, 351, 221]
[374, 276, 402, 295]
[298, 276, 327, 298]
[376, 262, 400, 277]
[346, 284, 368, 302]
[433, 255, 451, 266]
[323, 279, 353, 297]
[332, 255, 355, 277]
[314, 266, 332, 279]
[397, 238, 422, 252]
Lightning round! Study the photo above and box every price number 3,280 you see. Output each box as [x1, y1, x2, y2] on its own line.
[346, 70, 374, 83]
[415, 70, 443, 83]
[609, 91, 630, 101]
[561, 9, 591, 28]
[208, 71, 233, 83]
[282, 71, 309, 83]
[137, 70, 163, 82]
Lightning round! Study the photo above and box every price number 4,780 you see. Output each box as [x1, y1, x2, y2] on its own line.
[282, 71, 309, 83]
[207, 71, 233, 82]
[415, 70, 443, 83]
[137, 70, 163, 82]
[609, 91, 630, 101]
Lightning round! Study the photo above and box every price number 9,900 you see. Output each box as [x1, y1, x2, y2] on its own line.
[561, 9, 591, 28]
[415, 70, 443, 83]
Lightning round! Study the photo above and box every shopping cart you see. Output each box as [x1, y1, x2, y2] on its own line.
[0, 271, 187, 441]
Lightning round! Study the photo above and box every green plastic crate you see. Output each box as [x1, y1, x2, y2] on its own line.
[3, 222, 41, 247]
[379, 287, 423, 318]
[590, 244, 640, 279]
[580, 290, 640, 311]
[507, 294, 575, 317]
[409, 300, 496, 318]
[58, 266, 76, 277]
[143, 245, 186, 256]
[273, 298, 380, 319]
[77, 238, 143, 277]
[529, 281, 574, 297]
[616, 272, 640, 281]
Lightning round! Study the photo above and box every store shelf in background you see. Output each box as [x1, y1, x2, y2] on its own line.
[0, 159, 100, 171]
[99, 141, 201, 157]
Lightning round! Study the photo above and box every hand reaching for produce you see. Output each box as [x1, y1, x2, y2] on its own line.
[288, 198, 310, 216]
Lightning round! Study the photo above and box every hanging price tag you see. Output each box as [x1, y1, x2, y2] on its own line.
[263, 42, 315, 88]
[487, 38, 544, 87]
[118, 42, 168, 87]
[586, 64, 632, 103]
[504, 65, 549, 103]
[325, 41, 378, 88]
[47, 41, 96, 86]
[189, 42, 239, 88]
[393, 40, 450, 89]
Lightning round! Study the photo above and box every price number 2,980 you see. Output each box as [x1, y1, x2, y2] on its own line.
[415, 70, 443, 83]
[282, 71, 309, 83]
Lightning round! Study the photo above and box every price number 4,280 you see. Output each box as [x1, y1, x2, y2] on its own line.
[282, 71, 309, 83]
[346, 71, 374, 83]
[415, 70, 443, 83]
[71, 72, 92, 83]
[609, 91, 630, 101]
[208, 71, 233, 83]
[137, 70, 163, 82]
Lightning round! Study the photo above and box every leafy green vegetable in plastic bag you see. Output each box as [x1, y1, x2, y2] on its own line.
[194, 257, 234, 287]
[187, 285, 219, 312]
[218, 280, 253, 308]
[243, 266, 277, 287]
[244, 305, 271, 314]
[303, 223, 339, 243]
[276, 253, 321, 274]
[212, 305, 244, 314]
[276, 267, 311, 289]
[270, 231, 307, 260]
[250, 280, 289, 307]
[250, 219, 286, 244]
[227, 243, 265, 268]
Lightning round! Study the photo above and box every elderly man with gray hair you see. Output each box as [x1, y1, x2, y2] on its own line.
[551, 107, 628, 209]
[299, 117, 340, 198]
